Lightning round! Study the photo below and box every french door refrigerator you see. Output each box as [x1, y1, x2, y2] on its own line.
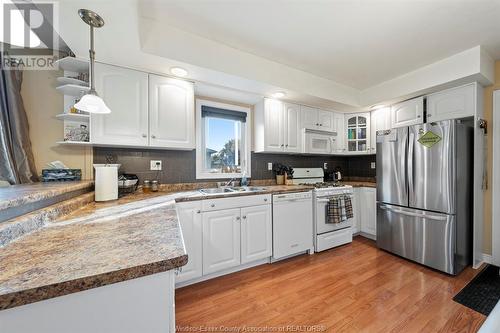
[376, 119, 473, 275]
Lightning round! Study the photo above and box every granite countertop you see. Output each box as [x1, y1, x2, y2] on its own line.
[0, 184, 314, 311]
[0, 192, 188, 311]
[341, 181, 376, 188]
[174, 184, 314, 202]
[0, 180, 94, 212]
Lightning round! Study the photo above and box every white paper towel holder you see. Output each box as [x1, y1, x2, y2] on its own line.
[93, 164, 121, 201]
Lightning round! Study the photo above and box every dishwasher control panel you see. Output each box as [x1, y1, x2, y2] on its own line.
[273, 191, 312, 202]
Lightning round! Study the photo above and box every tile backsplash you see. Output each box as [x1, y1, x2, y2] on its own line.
[93, 147, 376, 184]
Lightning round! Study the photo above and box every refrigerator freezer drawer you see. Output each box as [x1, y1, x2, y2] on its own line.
[376, 203, 457, 274]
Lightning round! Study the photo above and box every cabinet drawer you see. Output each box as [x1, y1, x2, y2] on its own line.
[316, 228, 352, 252]
[202, 194, 271, 212]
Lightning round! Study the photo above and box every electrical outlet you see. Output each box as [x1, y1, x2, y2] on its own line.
[150, 160, 162, 171]
[267, 162, 273, 171]
[323, 162, 328, 170]
[371, 162, 376, 169]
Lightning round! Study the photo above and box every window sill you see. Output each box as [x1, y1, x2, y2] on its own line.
[196, 172, 250, 180]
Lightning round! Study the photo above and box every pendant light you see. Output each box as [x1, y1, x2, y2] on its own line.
[74, 9, 111, 114]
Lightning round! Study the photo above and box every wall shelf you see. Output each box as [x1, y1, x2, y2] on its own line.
[56, 141, 92, 146]
[55, 113, 90, 122]
[55, 57, 89, 73]
[56, 84, 90, 97]
[56, 77, 88, 86]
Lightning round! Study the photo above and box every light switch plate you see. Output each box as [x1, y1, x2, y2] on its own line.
[150, 160, 162, 171]
[371, 162, 376, 169]
[323, 162, 328, 170]
[267, 163, 273, 171]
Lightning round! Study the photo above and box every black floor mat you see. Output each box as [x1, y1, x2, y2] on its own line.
[453, 265, 500, 316]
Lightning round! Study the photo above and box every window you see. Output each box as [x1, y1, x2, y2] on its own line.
[196, 99, 251, 179]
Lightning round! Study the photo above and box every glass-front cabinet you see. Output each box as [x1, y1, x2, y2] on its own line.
[345, 112, 370, 153]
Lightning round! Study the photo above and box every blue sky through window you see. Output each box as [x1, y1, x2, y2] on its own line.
[206, 117, 238, 151]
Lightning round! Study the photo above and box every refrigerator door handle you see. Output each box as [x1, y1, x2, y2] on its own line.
[382, 205, 448, 221]
[408, 132, 415, 204]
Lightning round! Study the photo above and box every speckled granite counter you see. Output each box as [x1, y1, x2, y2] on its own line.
[0, 192, 188, 311]
[340, 181, 377, 188]
[0, 181, 94, 212]
[0, 184, 313, 311]
[174, 184, 314, 202]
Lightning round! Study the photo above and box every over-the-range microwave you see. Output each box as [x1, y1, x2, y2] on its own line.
[302, 128, 338, 154]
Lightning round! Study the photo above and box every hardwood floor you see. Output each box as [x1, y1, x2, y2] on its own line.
[176, 237, 486, 332]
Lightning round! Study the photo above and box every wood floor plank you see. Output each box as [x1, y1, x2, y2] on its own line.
[176, 237, 486, 332]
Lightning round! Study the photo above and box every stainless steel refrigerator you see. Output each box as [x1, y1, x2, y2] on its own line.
[376, 119, 473, 275]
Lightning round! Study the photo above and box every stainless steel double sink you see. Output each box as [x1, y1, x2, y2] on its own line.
[198, 186, 266, 195]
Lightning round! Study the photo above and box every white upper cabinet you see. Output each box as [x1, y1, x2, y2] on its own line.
[240, 205, 272, 264]
[426, 83, 475, 122]
[391, 96, 424, 128]
[345, 112, 371, 154]
[300, 106, 335, 132]
[283, 102, 302, 153]
[370, 107, 391, 154]
[332, 113, 345, 153]
[91, 63, 149, 146]
[149, 75, 195, 149]
[254, 99, 301, 153]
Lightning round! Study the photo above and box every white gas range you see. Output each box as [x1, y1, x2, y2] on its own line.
[292, 168, 354, 252]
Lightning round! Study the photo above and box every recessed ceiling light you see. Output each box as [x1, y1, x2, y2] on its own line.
[370, 104, 387, 110]
[170, 67, 188, 77]
[272, 91, 286, 98]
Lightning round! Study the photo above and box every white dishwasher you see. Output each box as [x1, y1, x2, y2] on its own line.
[272, 191, 313, 260]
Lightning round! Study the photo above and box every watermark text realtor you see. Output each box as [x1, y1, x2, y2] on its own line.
[2, 1, 59, 70]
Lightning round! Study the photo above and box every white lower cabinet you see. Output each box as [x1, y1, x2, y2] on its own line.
[175, 202, 203, 283]
[202, 208, 241, 275]
[241, 205, 272, 264]
[359, 187, 377, 237]
[351, 188, 361, 234]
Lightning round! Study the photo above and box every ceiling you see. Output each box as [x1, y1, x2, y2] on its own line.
[139, 0, 500, 90]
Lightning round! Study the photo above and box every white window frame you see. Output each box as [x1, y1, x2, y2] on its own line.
[196, 99, 252, 179]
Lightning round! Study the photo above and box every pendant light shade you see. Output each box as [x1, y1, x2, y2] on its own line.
[75, 92, 111, 114]
[75, 9, 111, 114]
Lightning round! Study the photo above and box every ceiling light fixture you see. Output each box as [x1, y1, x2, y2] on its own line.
[370, 104, 387, 110]
[74, 9, 111, 114]
[170, 67, 188, 77]
[272, 91, 286, 98]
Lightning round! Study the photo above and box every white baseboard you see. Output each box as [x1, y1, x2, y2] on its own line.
[483, 253, 494, 265]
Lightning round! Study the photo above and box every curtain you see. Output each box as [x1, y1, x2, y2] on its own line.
[0, 52, 38, 184]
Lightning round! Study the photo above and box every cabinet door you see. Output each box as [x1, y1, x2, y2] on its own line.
[91, 63, 148, 146]
[318, 110, 334, 132]
[370, 107, 391, 154]
[149, 75, 194, 149]
[283, 103, 301, 153]
[427, 84, 475, 122]
[301, 106, 319, 130]
[241, 205, 272, 263]
[351, 188, 361, 233]
[202, 209, 241, 275]
[264, 99, 284, 152]
[176, 202, 202, 283]
[391, 97, 424, 128]
[332, 113, 345, 153]
[345, 113, 370, 153]
[360, 188, 377, 236]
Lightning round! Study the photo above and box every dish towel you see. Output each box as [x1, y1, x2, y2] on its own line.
[327, 195, 354, 223]
[327, 197, 341, 224]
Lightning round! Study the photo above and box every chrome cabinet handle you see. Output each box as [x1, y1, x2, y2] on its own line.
[142, 134, 147, 138]
[236, 216, 241, 220]
[151, 135, 156, 139]
[196, 210, 201, 214]
[264, 198, 268, 202]
[242, 216, 247, 219]
[211, 204, 215, 208]
[427, 114, 432, 117]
